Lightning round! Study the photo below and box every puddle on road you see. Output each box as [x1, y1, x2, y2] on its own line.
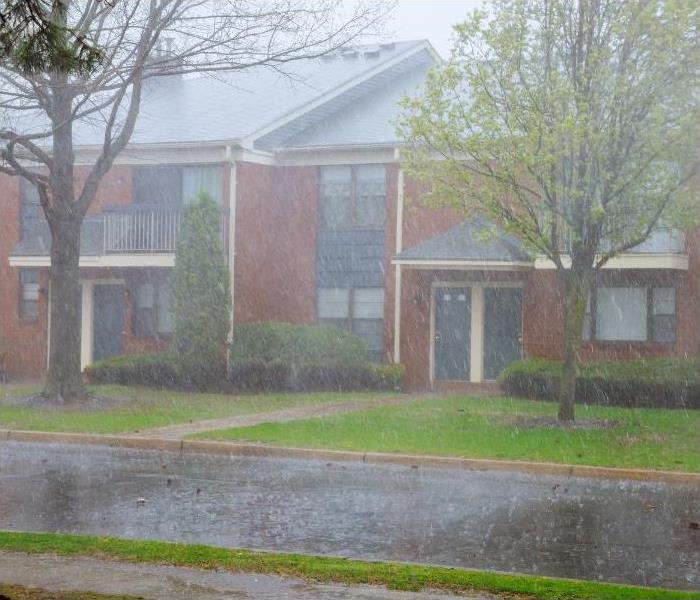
[0, 441, 698, 591]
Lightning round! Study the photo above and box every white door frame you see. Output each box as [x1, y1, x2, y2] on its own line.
[430, 280, 523, 386]
[80, 278, 125, 370]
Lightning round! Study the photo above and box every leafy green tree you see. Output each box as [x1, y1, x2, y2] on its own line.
[172, 193, 231, 389]
[399, 0, 700, 421]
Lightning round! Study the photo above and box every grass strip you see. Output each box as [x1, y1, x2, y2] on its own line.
[0, 531, 697, 600]
[0, 583, 139, 600]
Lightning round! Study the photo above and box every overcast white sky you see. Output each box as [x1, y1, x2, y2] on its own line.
[385, 0, 485, 57]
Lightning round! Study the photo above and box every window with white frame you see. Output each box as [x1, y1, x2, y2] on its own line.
[318, 287, 385, 361]
[19, 268, 40, 321]
[133, 281, 173, 337]
[319, 165, 385, 230]
[134, 165, 224, 207]
[583, 285, 676, 343]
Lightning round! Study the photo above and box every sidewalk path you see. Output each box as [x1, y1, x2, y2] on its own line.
[0, 551, 496, 600]
[132, 395, 418, 440]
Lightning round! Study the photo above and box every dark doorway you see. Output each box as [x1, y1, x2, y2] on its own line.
[434, 287, 470, 380]
[93, 284, 124, 362]
[484, 287, 522, 380]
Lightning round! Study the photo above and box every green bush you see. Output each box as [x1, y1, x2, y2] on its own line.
[84, 353, 185, 389]
[172, 192, 231, 389]
[499, 357, 700, 409]
[227, 323, 403, 392]
[229, 322, 369, 366]
[227, 360, 404, 393]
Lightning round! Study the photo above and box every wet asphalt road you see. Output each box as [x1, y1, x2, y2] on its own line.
[0, 440, 698, 591]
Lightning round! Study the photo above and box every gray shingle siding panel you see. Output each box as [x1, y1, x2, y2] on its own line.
[316, 229, 385, 287]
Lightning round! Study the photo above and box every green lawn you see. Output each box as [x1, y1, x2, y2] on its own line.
[0, 584, 138, 600]
[0, 384, 386, 434]
[195, 395, 700, 472]
[0, 531, 697, 600]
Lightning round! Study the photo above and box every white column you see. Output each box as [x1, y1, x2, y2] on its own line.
[470, 285, 484, 383]
[80, 281, 94, 370]
[393, 264, 402, 363]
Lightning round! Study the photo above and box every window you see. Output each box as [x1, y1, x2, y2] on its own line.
[20, 179, 42, 239]
[19, 269, 40, 321]
[182, 165, 224, 206]
[583, 285, 676, 343]
[652, 287, 676, 342]
[319, 164, 385, 230]
[318, 287, 385, 361]
[133, 282, 173, 337]
[134, 165, 224, 207]
[596, 287, 647, 341]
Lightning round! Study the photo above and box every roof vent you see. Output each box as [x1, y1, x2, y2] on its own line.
[339, 46, 359, 59]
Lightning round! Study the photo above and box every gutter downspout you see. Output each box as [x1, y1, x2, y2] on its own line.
[393, 162, 404, 364]
[226, 145, 237, 343]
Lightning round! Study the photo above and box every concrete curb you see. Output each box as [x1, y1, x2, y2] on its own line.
[2, 428, 699, 485]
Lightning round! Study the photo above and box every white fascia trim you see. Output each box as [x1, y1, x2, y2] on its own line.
[243, 41, 436, 147]
[72, 141, 237, 166]
[534, 253, 689, 271]
[276, 145, 397, 166]
[10, 254, 175, 268]
[393, 259, 534, 271]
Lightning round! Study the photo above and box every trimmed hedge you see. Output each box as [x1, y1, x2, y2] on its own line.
[229, 322, 369, 366]
[84, 352, 187, 389]
[227, 360, 404, 392]
[499, 357, 700, 409]
[84, 322, 406, 393]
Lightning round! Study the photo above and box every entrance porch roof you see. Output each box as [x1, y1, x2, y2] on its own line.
[393, 219, 533, 270]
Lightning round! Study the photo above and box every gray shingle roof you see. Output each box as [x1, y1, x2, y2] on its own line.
[395, 219, 532, 264]
[62, 40, 433, 148]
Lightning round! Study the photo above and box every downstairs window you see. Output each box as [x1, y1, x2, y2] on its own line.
[583, 285, 676, 343]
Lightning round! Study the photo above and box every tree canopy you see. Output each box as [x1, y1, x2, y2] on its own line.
[399, 0, 700, 420]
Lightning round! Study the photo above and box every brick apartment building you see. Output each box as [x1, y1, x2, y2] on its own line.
[1, 40, 698, 390]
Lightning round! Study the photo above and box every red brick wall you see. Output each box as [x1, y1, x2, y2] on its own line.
[0, 175, 49, 378]
[522, 264, 700, 362]
[234, 162, 318, 325]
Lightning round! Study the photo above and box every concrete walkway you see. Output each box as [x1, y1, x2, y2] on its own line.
[132, 395, 416, 440]
[0, 552, 497, 600]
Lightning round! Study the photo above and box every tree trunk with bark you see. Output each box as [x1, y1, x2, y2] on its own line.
[42, 83, 88, 402]
[44, 215, 85, 401]
[557, 267, 592, 422]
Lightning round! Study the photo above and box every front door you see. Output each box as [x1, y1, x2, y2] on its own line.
[434, 287, 470, 380]
[93, 284, 124, 362]
[484, 287, 522, 380]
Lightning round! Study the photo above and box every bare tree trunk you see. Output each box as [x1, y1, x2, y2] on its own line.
[44, 215, 86, 401]
[558, 268, 592, 422]
[42, 82, 88, 402]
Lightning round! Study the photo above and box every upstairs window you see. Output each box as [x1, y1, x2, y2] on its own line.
[20, 179, 42, 239]
[134, 165, 224, 207]
[319, 165, 385, 230]
[583, 285, 676, 343]
[19, 268, 40, 321]
[133, 282, 173, 337]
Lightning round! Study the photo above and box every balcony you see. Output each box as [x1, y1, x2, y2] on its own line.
[103, 205, 182, 253]
[535, 228, 689, 270]
[10, 205, 227, 268]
